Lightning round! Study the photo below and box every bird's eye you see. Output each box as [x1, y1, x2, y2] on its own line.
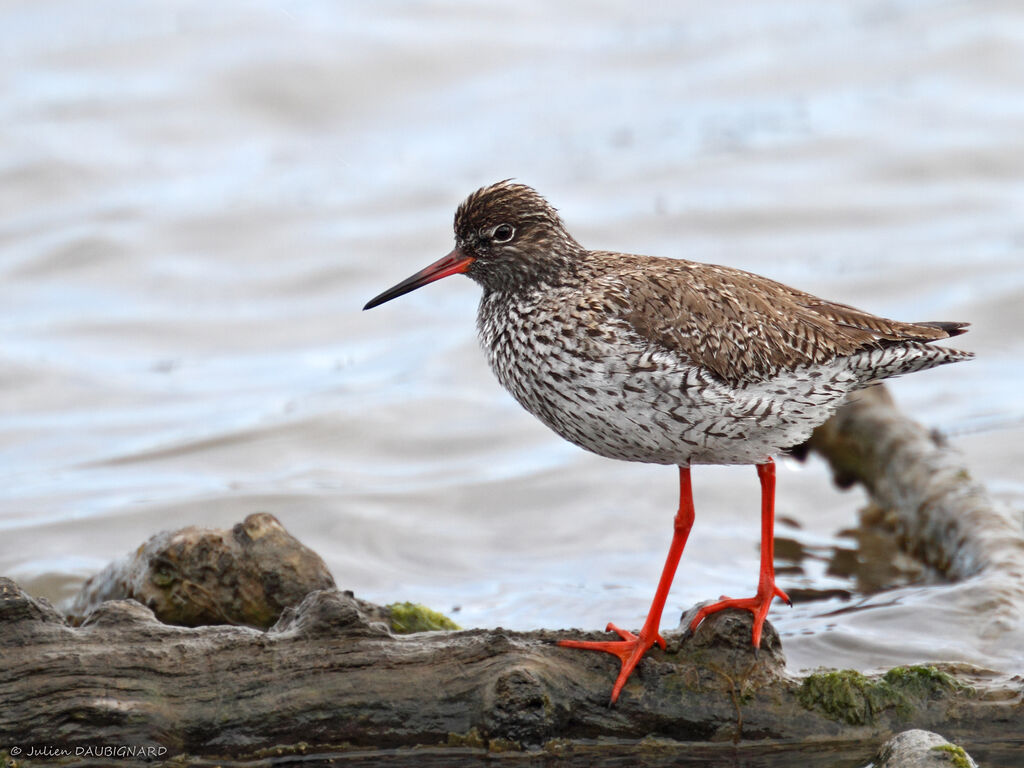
[492, 224, 515, 243]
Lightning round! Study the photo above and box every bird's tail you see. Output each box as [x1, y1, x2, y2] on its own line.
[912, 320, 970, 339]
[854, 340, 974, 386]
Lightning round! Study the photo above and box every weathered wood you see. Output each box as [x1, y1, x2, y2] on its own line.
[1, 577, 1021, 766]
[3, 385, 1024, 766]
[803, 384, 1024, 580]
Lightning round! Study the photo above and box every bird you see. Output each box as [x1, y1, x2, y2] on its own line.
[363, 180, 973, 704]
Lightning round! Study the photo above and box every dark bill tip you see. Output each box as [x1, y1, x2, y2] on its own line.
[363, 249, 474, 310]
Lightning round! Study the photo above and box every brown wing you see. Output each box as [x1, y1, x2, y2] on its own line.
[593, 253, 965, 385]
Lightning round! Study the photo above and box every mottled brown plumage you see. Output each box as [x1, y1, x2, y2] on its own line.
[446, 180, 967, 387]
[610, 254, 965, 384]
[364, 180, 973, 704]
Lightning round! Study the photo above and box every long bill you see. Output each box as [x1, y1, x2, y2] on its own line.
[363, 249, 475, 310]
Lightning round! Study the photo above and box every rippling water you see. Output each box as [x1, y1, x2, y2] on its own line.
[3, 0, 1023, 682]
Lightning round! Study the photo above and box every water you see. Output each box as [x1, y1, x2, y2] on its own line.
[3, 0, 1023, 692]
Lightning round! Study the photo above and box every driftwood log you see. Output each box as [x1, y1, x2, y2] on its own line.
[802, 385, 1024, 582]
[0, 577, 1011, 767]
[2, 386, 1022, 766]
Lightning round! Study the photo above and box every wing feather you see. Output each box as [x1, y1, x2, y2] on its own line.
[590, 254, 962, 384]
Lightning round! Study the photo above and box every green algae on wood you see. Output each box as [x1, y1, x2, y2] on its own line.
[387, 601, 461, 633]
[797, 665, 965, 726]
[446, 727, 486, 749]
[797, 670, 879, 725]
[881, 665, 964, 698]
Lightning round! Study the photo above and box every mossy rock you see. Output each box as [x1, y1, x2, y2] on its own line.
[930, 743, 973, 768]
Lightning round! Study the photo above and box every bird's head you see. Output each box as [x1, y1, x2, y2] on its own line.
[363, 181, 582, 310]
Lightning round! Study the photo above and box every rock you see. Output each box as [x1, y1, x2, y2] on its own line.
[64, 512, 336, 629]
[874, 729, 977, 768]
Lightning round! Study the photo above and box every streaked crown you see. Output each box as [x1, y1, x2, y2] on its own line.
[455, 181, 583, 293]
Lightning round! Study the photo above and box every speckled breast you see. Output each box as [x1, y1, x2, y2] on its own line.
[475, 288, 858, 467]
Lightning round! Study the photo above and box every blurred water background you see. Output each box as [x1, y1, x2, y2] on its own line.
[2, 0, 1023, 678]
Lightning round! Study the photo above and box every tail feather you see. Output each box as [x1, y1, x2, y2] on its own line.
[854, 341, 973, 387]
[915, 321, 970, 339]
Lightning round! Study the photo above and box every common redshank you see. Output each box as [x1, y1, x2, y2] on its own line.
[363, 181, 972, 703]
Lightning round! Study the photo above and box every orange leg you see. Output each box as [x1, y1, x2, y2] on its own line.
[558, 466, 696, 704]
[687, 458, 791, 647]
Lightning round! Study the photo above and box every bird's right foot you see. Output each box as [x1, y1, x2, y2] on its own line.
[687, 583, 791, 647]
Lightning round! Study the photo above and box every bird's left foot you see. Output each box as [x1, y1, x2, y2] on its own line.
[687, 583, 791, 647]
[558, 622, 665, 703]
